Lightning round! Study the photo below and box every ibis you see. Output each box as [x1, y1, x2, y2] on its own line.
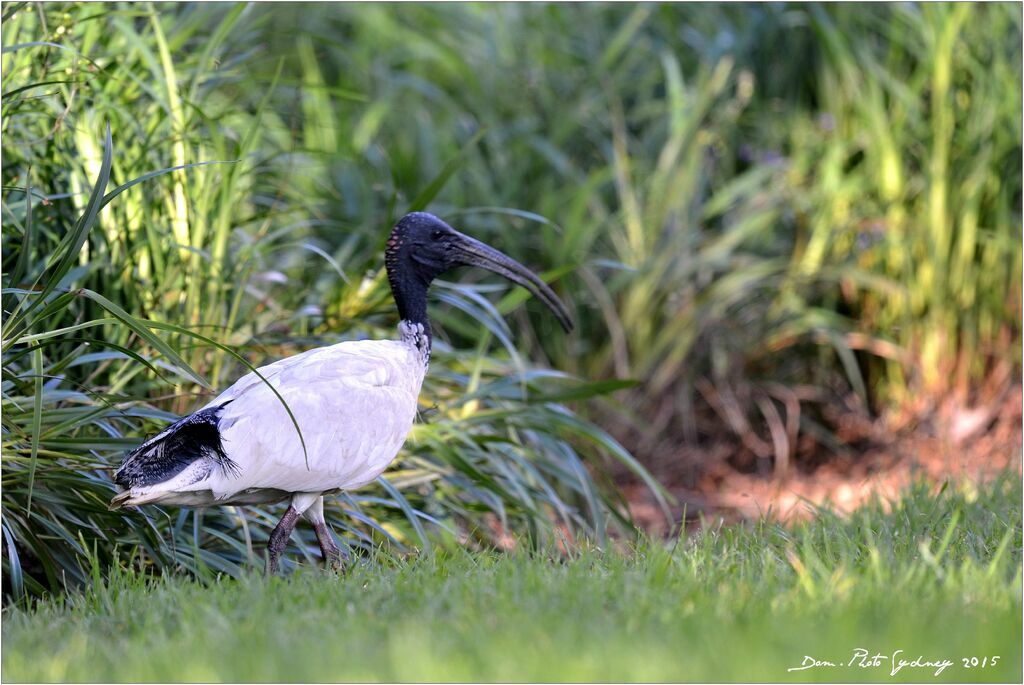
[110, 212, 572, 572]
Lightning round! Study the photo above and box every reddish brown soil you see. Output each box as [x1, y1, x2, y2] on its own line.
[620, 387, 1023, 535]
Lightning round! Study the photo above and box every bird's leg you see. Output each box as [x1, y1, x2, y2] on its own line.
[266, 505, 301, 575]
[303, 496, 348, 571]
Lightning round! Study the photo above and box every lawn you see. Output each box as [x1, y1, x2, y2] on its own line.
[2, 476, 1020, 683]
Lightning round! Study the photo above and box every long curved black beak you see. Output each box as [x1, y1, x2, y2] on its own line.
[450, 232, 573, 332]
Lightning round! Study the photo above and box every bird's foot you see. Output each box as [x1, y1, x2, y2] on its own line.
[313, 521, 349, 573]
[324, 549, 349, 574]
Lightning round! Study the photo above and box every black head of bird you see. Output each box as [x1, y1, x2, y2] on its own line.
[384, 212, 573, 333]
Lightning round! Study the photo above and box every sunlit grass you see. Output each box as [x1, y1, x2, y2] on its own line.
[2, 477, 1020, 682]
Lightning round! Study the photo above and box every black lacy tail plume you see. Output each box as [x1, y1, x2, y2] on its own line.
[114, 403, 237, 489]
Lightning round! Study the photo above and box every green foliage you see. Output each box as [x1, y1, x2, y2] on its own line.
[250, 2, 1021, 458]
[1, 2, 1020, 604]
[2, 477, 1020, 681]
[785, 4, 1022, 403]
[1, 3, 664, 602]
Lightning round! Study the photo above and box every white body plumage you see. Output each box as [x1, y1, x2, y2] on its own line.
[115, 322, 429, 507]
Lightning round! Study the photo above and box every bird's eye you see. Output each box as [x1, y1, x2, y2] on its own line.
[430, 230, 444, 241]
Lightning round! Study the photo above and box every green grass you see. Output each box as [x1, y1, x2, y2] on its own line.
[3, 476, 1020, 683]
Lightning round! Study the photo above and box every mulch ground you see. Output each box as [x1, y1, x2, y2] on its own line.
[620, 387, 1023, 535]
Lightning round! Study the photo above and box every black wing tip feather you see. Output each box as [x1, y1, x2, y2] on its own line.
[114, 404, 238, 489]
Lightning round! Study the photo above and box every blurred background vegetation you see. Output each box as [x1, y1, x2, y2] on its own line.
[2, 2, 1020, 601]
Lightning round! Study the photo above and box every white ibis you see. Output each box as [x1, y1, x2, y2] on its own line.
[110, 212, 572, 572]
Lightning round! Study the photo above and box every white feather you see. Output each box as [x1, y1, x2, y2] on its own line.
[159, 323, 429, 502]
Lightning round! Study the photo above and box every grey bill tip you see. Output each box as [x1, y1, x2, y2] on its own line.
[454, 232, 574, 332]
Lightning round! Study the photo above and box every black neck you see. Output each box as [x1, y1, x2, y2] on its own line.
[386, 258, 432, 347]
